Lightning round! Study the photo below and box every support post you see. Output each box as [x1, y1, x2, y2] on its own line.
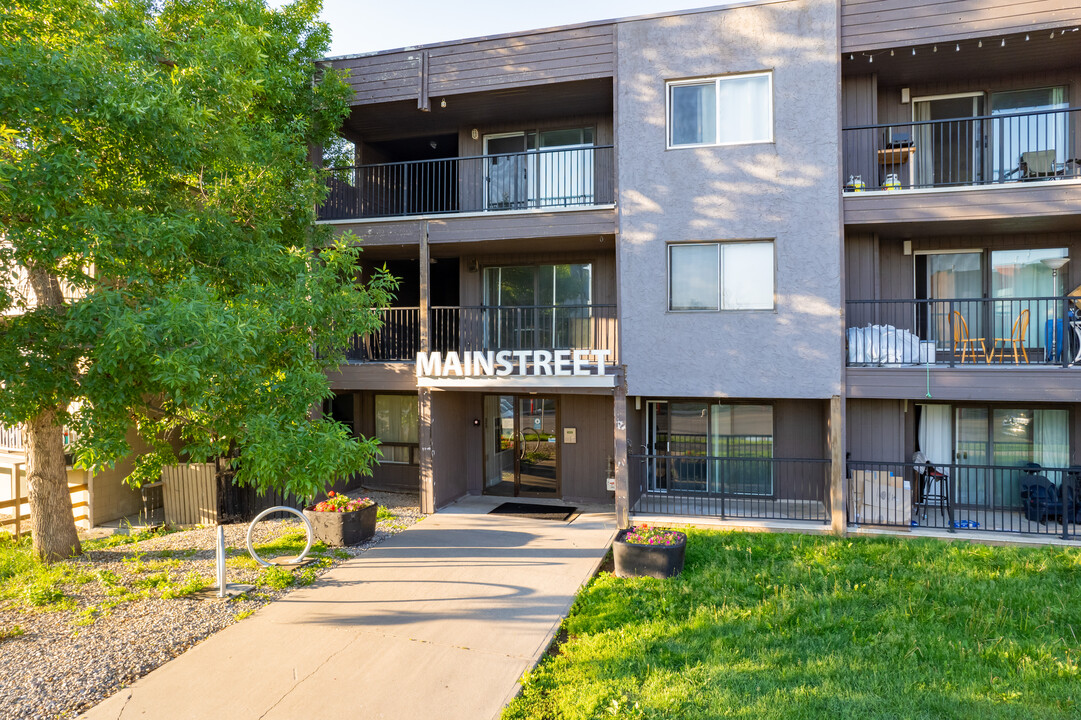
[14, 462, 22, 538]
[829, 394, 846, 535]
[614, 383, 629, 529]
[418, 222, 435, 514]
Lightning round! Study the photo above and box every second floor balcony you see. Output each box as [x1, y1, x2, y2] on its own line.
[320, 145, 615, 222]
[846, 296, 1081, 368]
[843, 106, 1080, 193]
[342, 304, 618, 366]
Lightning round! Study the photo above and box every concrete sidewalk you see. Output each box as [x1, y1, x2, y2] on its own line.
[81, 496, 616, 720]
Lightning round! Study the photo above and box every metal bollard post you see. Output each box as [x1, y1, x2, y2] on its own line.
[216, 524, 227, 598]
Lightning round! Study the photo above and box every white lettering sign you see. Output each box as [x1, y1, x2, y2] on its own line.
[416, 350, 609, 378]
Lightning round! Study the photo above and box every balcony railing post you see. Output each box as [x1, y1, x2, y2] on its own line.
[948, 300, 956, 368]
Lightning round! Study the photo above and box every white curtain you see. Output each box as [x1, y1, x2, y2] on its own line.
[716, 74, 771, 144]
[918, 404, 953, 474]
[1033, 409, 1069, 475]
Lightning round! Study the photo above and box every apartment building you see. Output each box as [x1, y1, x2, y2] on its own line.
[319, 0, 1081, 542]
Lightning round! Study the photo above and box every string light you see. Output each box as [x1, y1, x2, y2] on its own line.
[849, 54, 854, 60]
[890, 49, 894, 56]
[978, 40, 982, 47]
[955, 43, 960, 51]
[1025, 34, 1029, 41]
[933, 45, 938, 52]
[912, 47, 916, 55]
[1001, 38, 1005, 47]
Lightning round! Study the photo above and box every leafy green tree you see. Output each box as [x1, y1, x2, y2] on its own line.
[0, 0, 392, 561]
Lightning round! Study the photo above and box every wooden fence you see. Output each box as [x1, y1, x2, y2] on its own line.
[162, 463, 218, 526]
[1, 459, 90, 538]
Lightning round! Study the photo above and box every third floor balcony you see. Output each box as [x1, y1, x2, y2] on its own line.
[320, 145, 615, 222]
[843, 106, 1081, 194]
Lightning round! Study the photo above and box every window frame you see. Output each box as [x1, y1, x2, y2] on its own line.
[374, 393, 420, 466]
[667, 240, 776, 313]
[666, 71, 775, 149]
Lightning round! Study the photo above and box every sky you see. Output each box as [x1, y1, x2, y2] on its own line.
[298, 0, 712, 57]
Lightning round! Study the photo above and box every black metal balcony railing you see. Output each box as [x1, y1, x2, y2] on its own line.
[842, 106, 1081, 191]
[341, 304, 618, 364]
[630, 454, 832, 523]
[344, 307, 420, 362]
[849, 460, 1080, 539]
[321, 145, 615, 220]
[430, 304, 617, 362]
[846, 297, 1080, 367]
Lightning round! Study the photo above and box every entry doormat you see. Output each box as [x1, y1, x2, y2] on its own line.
[489, 502, 578, 521]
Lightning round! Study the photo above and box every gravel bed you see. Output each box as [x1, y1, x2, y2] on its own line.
[0, 490, 421, 720]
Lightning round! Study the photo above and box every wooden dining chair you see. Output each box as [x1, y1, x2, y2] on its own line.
[951, 310, 986, 363]
[990, 308, 1030, 364]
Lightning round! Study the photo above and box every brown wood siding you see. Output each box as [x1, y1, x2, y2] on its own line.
[428, 208, 616, 244]
[846, 399, 906, 462]
[876, 68, 1081, 127]
[774, 399, 830, 502]
[842, 74, 878, 185]
[327, 220, 425, 246]
[430, 391, 472, 507]
[841, 0, 1081, 53]
[327, 363, 419, 392]
[458, 250, 616, 306]
[845, 232, 880, 301]
[560, 394, 614, 502]
[847, 367, 1081, 401]
[852, 231, 1081, 301]
[844, 182, 1081, 228]
[429, 26, 616, 95]
[333, 25, 615, 106]
[335, 52, 424, 105]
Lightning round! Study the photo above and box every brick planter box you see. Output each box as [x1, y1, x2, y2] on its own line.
[613, 528, 687, 579]
[302, 502, 377, 546]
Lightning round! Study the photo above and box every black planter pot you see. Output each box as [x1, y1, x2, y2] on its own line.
[303, 503, 378, 546]
[613, 528, 687, 579]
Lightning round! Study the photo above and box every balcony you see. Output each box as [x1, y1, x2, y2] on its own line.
[850, 460, 1081, 539]
[320, 146, 615, 221]
[629, 454, 832, 524]
[846, 296, 1079, 369]
[842, 107, 1080, 193]
[341, 304, 618, 364]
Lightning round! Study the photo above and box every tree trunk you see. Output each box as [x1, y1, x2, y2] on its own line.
[26, 407, 82, 561]
[24, 264, 81, 561]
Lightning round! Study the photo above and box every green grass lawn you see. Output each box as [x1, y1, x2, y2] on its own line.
[505, 531, 1081, 720]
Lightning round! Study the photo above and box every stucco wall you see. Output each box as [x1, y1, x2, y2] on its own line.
[615, 0, 843, 399]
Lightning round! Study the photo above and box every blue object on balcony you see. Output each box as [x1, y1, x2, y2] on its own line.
[1045, 319, 1064, 362]
[952, 519, 980, 529]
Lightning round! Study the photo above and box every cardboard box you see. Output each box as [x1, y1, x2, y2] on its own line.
[855, 470, 911, 527]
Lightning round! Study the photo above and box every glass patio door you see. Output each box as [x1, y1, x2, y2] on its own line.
[954, 408, 989, 505]
[484, 133, 528, 210]
[914, 94, 984, 187]
[529, 128, 595, 208]
[917, 251, 984, 349]
[991, 87, 1068, 182]
[991, 248, 1068, 354]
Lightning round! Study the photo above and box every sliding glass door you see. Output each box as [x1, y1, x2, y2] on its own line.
[914, 94, 983, 187]
[991, 87, 1069, 182]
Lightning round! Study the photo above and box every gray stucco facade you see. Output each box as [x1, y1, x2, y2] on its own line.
[615, 0, 843, 399]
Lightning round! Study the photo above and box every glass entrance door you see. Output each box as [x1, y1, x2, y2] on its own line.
[483, 394, 559, 497]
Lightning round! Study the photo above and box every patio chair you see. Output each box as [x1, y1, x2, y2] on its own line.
[912, 451, 951, 523]
[989, 308, 1029, 364]
[1020, 149, 1058, 179]
[951, 310, 986, 363]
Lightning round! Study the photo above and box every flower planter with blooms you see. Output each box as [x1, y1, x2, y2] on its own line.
[613, 524, 687, 579]
[302, 491, 378, 547]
